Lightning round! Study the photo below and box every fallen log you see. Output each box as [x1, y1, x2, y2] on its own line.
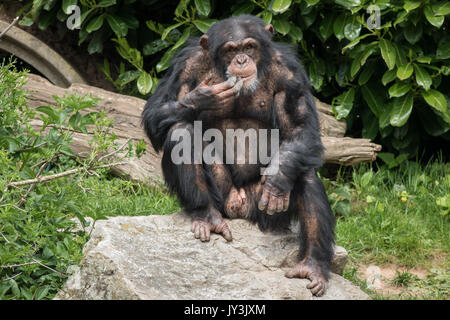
[22, 74, 381, 183]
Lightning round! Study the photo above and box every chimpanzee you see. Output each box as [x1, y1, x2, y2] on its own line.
[142, 15, 335, 296]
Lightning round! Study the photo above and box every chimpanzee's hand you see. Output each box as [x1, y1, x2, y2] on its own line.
[179, 75, 241, 111]
[258, 176, 291, 215]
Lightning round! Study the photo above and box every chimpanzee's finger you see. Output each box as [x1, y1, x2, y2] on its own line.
[199, 74, 213, 87]
[258, 188, 270, 211]
[239, 188, 247, 202]
[193, 223, 201, 239]
[217, 86, 238, 99]
[266, 194, 278, 215]
[217, 221, 233, 242]
[283, 193, 290, 211]
[200, 225, 209, 242]
[211, 76, 237, 94]
[276, 197, 284, 213]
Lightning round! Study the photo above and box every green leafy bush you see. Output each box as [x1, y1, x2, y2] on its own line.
[20, 0, 450, 156]
[0, 59, 144, 299]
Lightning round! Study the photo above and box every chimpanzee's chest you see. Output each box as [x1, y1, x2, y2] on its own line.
[235, 90, 274, 121]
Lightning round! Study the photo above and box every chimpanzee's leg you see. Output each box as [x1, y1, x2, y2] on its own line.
[209, 162, 260, 219]
[161, 123, 232, 242]
[285, 170, 335, 297]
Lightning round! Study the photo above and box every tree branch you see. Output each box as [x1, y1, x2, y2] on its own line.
[0, 17, 19, 40]
[7, 161, 129, 188]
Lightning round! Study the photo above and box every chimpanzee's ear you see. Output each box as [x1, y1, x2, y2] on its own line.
[265, 24, 274, 36]
[200, 35, 209, 51]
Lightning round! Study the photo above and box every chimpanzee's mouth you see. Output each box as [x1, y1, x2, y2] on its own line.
[226, 70, 259, 96]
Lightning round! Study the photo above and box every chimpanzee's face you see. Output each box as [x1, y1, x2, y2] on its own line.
[220, 37, 260, 95]
[200, 18, 274, 96]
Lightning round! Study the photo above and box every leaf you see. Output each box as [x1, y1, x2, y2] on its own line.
[272, 18, 291, 35]
[416, 55, 432, 64]
[396, 63, 414, 80]
[403, 23, 422, 45]
[305, 0, 320, 5]
[62, 0, 77, 14]
[175, 0, 190, 17]
[341, 33, 372, 53]
[289, 25, 303, 42]
[389, 82, 412, 98]
[422, 89, 448, 114]
[38, 10, 56, 30]
[117, 70, 140, 85]
[193, 19, 217, 33]
[436, 38, 450, 60]
[379, 39, 396, 70]
[403, 0, 422, 12]
[432, 2, 450, 16]
[382, 69, 397, 86]
[380, 153, 409, 169]
[333, 14, 346, 41]
[171, 26, 191, 51]
[424, 5, 444, 28]
[194, 0, 211, 16]
[97, 0, 117, 7]
[319, 15, 334, 41]
[335, 0, 361, 10]
[394, 11, 408, 27]
[86, 15, 104, 33]
[161, 22, 184, 40]
[3, 137, 21, 153]
[36, 105, 60, 122]
[106, 15, 128, 37]
[393, 43, 407, 68]
[361, 85, 383, 117]
[88, 32, 103, 54]
[332, 88, 355, 120]
[350, 57, 361, 78]
[156, 50, 175, 73]
[390, 93, 414, 127]
[232, 2, 255, 15]
[137, 72, 153, 95]
[360, 171, 374, 188]
[343, 15, 361, 41]
[262, 10, 273, 24]
[414, 64, 432, 90]
[271, 0, 292, 14]
[34, 286, 50, 300]
[358, 64, 375, 87]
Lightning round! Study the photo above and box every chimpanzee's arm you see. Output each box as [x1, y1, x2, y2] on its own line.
[264, 90, 324, 193]
[142, 45, 200, 152]
[142, 44, 238, 152]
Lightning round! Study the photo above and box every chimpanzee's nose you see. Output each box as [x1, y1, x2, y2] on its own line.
[236, 54, 248, 66]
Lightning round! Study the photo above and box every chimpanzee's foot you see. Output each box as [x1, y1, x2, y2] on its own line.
[191, 206, 232, 242]
[285, 259, 328, 297]
[224, 187, 251, 219]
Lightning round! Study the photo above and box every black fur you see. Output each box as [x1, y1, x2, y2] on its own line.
[142, 15, 335, 279]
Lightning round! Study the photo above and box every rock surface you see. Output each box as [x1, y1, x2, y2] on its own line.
[55, 213, 369, 300]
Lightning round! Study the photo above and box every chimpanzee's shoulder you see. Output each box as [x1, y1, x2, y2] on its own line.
[171, 38, 212, 83]
[270, 42, 303, 76]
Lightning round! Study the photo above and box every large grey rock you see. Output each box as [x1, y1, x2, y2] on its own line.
[56, 212, 368, 300]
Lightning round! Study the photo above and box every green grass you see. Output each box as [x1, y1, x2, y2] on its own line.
[61, 175, 180, 220]
[328, 160, 449, 268]
[1, 156, 448, 299]
[323, 159, 449, 299]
